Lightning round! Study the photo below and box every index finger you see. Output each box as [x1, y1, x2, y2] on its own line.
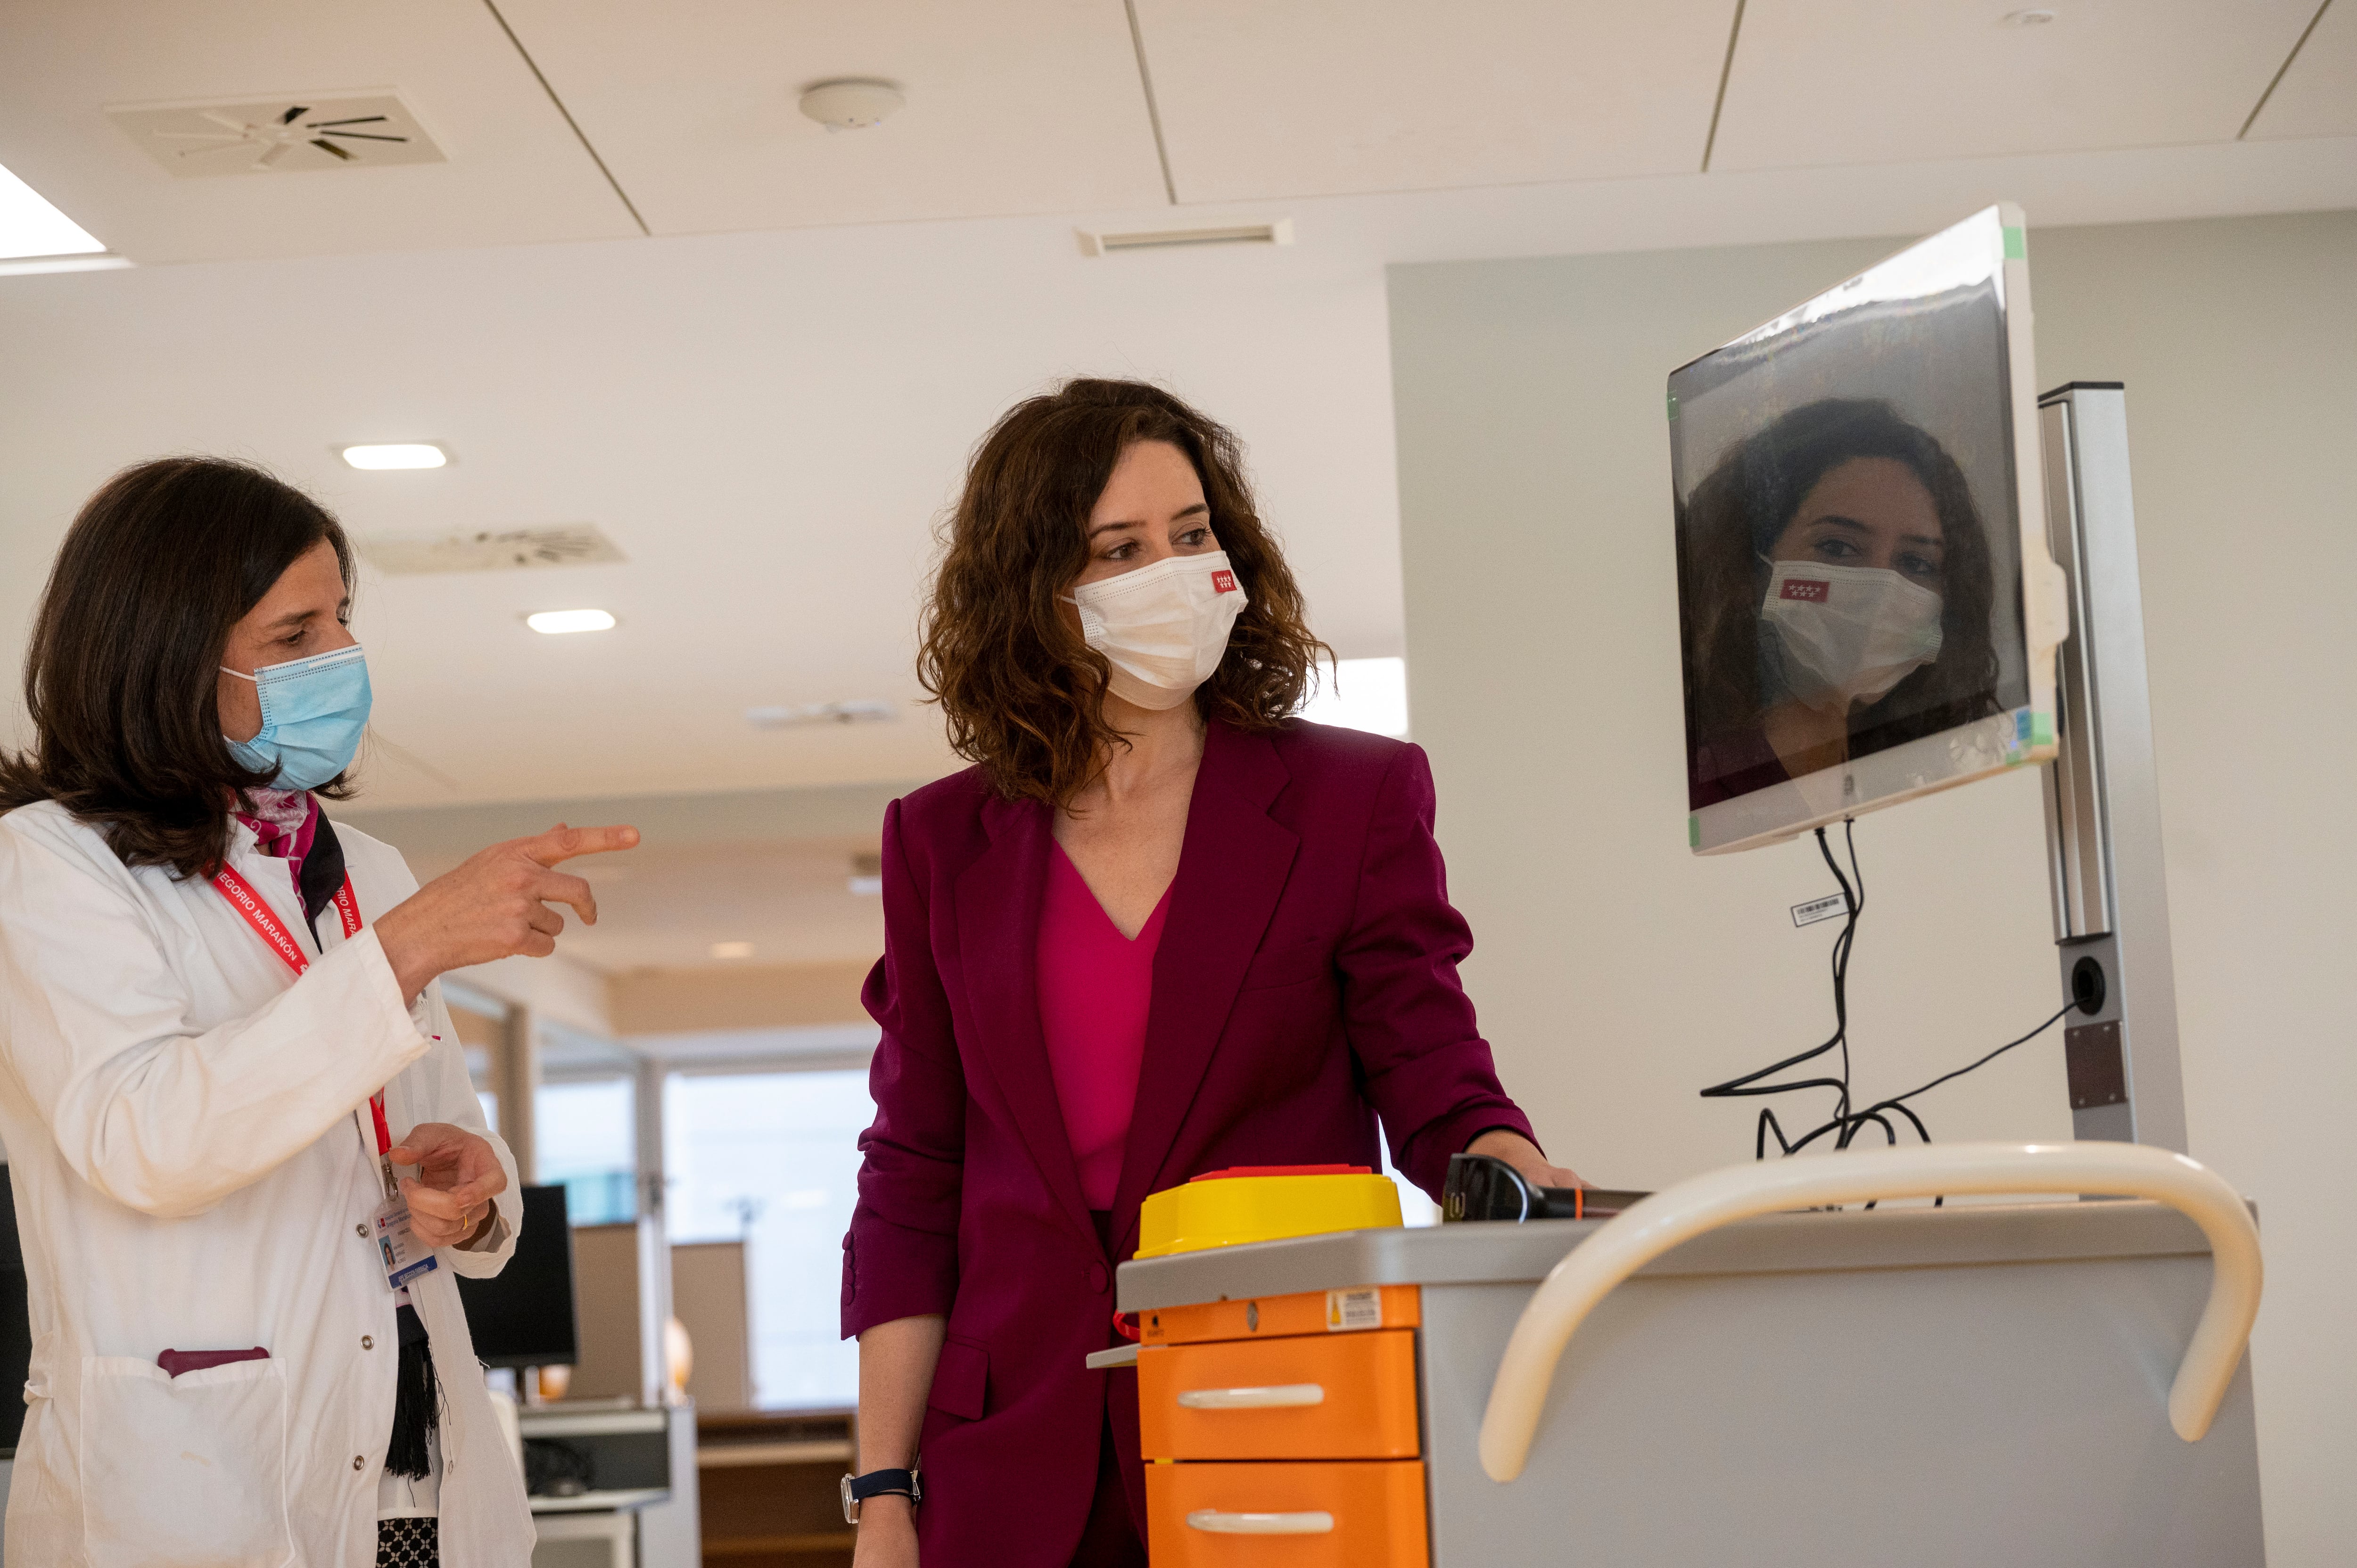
[519, 822, 640, 867]
[404, 1175, 502, 1215]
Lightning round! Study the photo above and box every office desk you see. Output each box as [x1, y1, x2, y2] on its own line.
[1118, 1200, 2263, 1566]
[522, 1402, 700, 1568]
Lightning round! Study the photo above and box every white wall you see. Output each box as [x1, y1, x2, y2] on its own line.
[1389, 210, 2355, 1565]
[0, 216, 1403, 807]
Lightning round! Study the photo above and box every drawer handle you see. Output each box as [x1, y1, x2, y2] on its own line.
[1175, 1383, 1325, 1410]
[1186, 1509, 1336, 1535]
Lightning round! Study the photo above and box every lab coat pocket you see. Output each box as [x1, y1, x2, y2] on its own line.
[79, 1355, 294, 1568]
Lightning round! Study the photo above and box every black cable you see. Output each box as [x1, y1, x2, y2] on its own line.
[1846, 1001, 2078, 1127]
[1698, 817, 2081, 1184]
[1699, 823, 1861, 1149]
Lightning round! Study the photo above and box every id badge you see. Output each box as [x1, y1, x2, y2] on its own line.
[372, 1194, 440, 1291]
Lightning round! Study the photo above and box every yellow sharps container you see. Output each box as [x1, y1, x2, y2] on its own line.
[1135, 1164, 1403, 1258]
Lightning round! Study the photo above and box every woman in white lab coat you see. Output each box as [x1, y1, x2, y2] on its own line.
[0, 458, 637, 1568]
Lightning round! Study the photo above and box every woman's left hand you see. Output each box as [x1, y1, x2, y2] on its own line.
[1467, 1129, 1584, 1192]
[389, 1122, 510, 1248]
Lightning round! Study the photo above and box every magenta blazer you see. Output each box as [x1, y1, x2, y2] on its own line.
[841, 718, 1536, 1564]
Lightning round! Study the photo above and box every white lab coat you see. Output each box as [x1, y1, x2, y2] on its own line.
[0, 800, 536, 1568]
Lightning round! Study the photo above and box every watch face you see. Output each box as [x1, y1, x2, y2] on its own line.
[840, 1474, 858, 1525]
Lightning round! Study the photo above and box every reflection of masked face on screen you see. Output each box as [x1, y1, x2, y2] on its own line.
[1679, 399, 2005, 803]
[1758, 453, 1949, 712]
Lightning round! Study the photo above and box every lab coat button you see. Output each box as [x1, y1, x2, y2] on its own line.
[356, 1224, 368, 1238]
[362, 1335, 374, 1350]
[1088, 1262, 1109, 1294]
[352, 1455, 365, 1471]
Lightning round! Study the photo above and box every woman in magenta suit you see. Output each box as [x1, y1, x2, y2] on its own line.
[840, 379, 1578, 1568]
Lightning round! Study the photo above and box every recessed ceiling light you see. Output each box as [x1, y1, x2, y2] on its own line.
[526, 608, 617, 635]
[341, 443, 447, 470]
[710, 941, 755, 960]
[0, 160, 106, 261]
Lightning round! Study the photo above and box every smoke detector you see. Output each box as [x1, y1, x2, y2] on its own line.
[360, 525, 627, 576]
[798, 80, 904, 131]
[107, 93, 445, 176]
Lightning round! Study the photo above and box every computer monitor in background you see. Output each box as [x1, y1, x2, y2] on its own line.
[1671, 205, 2065, 854]
[455, 1184, 580, 1368]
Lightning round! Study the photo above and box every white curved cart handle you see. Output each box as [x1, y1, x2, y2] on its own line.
[1176, 1383, 1326, 1410]
[1186, 1509, 1336, 1535]
[1479, 1141, 2262, 1483]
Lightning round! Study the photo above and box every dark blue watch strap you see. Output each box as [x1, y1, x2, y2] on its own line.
[849, 1468, 920, 1502]
[843, 1466, 923, 1522]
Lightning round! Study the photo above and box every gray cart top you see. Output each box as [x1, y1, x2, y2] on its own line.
[1116, 1199, 2219, 1312]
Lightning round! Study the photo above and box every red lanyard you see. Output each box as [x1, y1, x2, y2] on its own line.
[211, 864, 363, 976]
[211, 865, 396, 1182]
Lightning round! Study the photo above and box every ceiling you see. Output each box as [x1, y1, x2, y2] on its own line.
[0, 2, 2348, 980]
[1714, 0, 2330, 171]
[0, 1, 2347, 263]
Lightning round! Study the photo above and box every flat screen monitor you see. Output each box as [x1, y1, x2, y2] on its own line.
[455, 1184, 580, 1368]
[1670, 204, 2064, 854]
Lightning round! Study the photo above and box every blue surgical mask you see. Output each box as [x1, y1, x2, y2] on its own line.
[221, 643, 371, 790]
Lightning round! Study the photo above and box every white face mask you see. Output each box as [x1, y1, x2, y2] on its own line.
[1758, 559, 1944, 713]
[1067, 550, 1249, 710]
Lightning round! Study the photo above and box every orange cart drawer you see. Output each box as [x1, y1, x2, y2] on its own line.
[1138, 1330, 1419, 1460]
[1146, 1460, 1427, 1568]
[1143, 1286, 1420, 1346]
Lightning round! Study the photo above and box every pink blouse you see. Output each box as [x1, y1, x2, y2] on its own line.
[1037, 842, 1172, 1212]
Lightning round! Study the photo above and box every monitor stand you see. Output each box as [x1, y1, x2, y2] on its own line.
[2037, 383, 2189, 1151]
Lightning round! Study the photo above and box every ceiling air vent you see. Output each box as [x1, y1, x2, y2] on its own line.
[1075, 218, 1294, 257]
[107, 93, 445, 177]
[744, 700, 897, 730]
[361, 525, 627, 576]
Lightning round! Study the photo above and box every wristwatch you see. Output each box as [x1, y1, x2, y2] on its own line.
[841, 1466, 923, 1524]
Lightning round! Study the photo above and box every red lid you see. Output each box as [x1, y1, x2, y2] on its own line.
[1188, 1164, 1373, 1182]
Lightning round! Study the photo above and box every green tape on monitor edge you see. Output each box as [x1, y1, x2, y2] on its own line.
[1667, 392, 1680, 422]
[1688, 814, 1700, 848]
[2003, 226, 2027, 260]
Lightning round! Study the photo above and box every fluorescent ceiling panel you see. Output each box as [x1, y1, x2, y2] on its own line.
[1131, 0, 1733, 202]
[0, 160, 106, 259]
[1713, 0, 2323, 171]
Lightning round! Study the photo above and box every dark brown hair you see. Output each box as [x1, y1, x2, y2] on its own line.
[1678, 398, 2001, 769]
[918, 379, 1328, 807]
[0, 457, 356, 878]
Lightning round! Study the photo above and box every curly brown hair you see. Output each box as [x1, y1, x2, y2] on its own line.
[918, 379, 1329, 807]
